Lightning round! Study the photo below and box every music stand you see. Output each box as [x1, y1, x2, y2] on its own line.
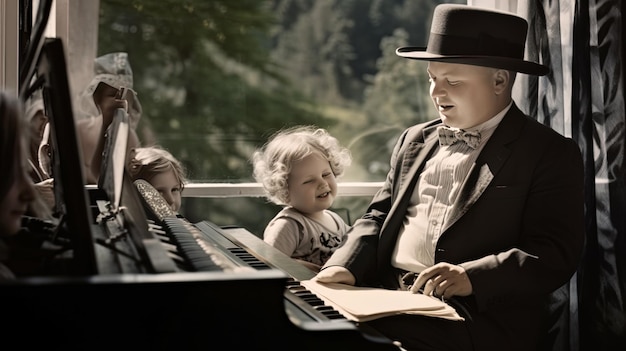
[37, 38, 97, 275]
[97, 108, 130, 211]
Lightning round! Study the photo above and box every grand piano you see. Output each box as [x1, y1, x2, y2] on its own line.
[3, 3, 400, 349]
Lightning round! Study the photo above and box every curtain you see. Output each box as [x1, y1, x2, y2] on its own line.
[512, 0, 626, 350]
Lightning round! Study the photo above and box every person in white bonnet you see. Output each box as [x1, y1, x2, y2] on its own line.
[76, 52, 142, 184]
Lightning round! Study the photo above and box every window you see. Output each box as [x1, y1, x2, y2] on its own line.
[17, 0, 465, 235]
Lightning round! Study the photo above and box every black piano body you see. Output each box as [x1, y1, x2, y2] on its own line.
[4, 270, 289, 349]
[2, 209, 398, 351]
[3, 145, 397, 350]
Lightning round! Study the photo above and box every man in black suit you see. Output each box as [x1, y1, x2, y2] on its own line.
[314, 4, 585, 351]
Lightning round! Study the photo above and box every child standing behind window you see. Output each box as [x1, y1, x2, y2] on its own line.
[252, 126, 352, 272]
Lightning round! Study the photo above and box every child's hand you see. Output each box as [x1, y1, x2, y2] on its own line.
[313, 266, 356, 285]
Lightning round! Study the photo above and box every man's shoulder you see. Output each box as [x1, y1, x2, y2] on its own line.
[521, 113, 571, 142]
[507, 105, 573, 142]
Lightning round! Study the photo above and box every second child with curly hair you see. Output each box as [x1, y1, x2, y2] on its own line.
[252, 126, 352, 272]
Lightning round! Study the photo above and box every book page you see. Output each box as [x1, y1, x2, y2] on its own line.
[300, 280, 464, 322]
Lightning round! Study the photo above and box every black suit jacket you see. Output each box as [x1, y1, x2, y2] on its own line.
[324, 104, 585, 350]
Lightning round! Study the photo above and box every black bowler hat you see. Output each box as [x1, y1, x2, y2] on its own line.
[396, 4, 549, 76]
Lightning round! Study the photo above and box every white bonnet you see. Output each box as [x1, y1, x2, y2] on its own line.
[77, 52, 142, 127]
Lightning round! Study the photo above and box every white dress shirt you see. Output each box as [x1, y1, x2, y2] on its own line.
[391, 102, 511, 273]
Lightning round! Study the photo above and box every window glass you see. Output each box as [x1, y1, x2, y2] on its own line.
[95, 0, 465, 229]
[97, 0, 463, 182]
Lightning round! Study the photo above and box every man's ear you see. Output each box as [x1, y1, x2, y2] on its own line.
[493, 69, 510, 95]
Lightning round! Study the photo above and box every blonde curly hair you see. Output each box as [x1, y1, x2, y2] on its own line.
[252, 125, 352, 205]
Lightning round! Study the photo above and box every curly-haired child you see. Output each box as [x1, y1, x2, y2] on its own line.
[252, 125, 352, 272]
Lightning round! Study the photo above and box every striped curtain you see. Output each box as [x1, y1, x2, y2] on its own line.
[511, 1, 626, 350]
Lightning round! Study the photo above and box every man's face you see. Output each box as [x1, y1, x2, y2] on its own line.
[427, 62, 502, 129]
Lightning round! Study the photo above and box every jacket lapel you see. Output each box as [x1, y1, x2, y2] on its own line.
[443, 104, 525, 231]
[381, 104, 526, 236]
[377, 125, 440, 241]
[396, 127, 440, 199]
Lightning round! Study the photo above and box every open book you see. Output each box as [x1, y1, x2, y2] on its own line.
[300, 280, 464, 322]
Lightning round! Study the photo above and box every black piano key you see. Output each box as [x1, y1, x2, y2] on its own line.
[287, 282, 350, 322]
[158, 217, 242, 272]
[314, 305, 335, 312]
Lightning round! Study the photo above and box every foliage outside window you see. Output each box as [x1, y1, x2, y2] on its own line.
[96, 0, 463, 233]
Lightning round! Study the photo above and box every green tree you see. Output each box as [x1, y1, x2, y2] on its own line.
[99, 0, 332, 182]
[96, 0, 464, 231]
[98, 0, 333, 228]
[346, 29, 435, 180]
[270, 0, 357, 104]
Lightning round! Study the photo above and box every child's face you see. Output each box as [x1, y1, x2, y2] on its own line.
[0, 160, 35, 236]
[149, 169, 182, 212]
[287, 152, 337, 216]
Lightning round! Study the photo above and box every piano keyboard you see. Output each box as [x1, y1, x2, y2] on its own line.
[286, 279, 348, 321]
[144, 209, 355, 325]
[188, 222, 399, 349]
[135, 178, 255, 274]
[153, 217, 246, 272]
[190, 222, 354, 324]
[150, 214, 350, 322]
[132, 180, 399, 349]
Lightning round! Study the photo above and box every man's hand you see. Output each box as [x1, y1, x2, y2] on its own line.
[313, 266, 356, 285]
[410, 262, 472, 299]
